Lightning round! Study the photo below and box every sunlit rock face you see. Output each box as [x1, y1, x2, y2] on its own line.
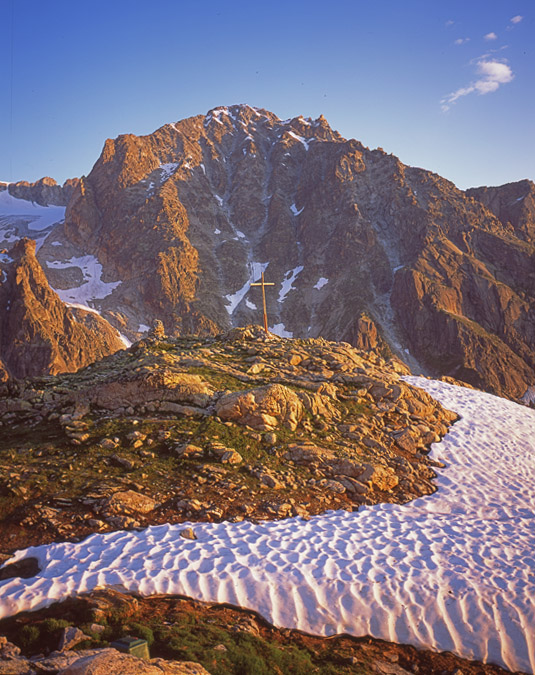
[0, 238, 124, 379]
[1, 106, 534, 399]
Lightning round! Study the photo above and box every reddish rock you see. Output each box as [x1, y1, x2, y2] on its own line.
[0, 239, 124, 379]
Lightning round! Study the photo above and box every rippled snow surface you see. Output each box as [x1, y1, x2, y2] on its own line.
[1, 379, 534, 672]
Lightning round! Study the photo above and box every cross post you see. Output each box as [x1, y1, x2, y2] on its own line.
[250, 271, 275, 335]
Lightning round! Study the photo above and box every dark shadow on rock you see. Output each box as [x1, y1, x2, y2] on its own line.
[0, 556, 40, 580]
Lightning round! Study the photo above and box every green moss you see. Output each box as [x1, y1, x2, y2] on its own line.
[187, 366, 245, 392]
[125, 622, 155, 647]
[19, 625, 40, 652]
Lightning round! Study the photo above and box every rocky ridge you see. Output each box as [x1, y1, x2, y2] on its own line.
[0, 325, 455, 554]
[0, 238, 125, 381]
[5, 177, 79, 207]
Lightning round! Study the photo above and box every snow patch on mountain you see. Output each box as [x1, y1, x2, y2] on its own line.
[278, 266, 303, 303]
[159, 163, 179, 181]
[224, 262, 269, 315]
[287, 131, 310, 151]
[63, 301, 130, 348]
[270, 323, 293, 338]
[48, 255, 122, 305]
[314, 277, 329, 290]
[0, 190, 65, 251]
[0, 190, 66, 231]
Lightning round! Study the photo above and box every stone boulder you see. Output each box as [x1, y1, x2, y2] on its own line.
[284, 443, 335, 465]
[328, 458, 365, 478]
[57, 648, 210, 674]
[82, 372, 214, 412]
[297, 390, 341, 423]
[215, 384, 304, 431]
[102, 490, 157, 516]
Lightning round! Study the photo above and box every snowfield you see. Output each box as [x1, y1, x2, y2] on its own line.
[0, 190, 65, 250]
[1, 378, 534, 673]
[47, 255, 122, 305]
[0, 190, 65, 232]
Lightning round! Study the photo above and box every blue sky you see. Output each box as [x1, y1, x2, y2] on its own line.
[1, 0, 533, 189]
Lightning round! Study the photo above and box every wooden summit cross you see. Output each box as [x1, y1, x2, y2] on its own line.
[250, 271, 274, 335]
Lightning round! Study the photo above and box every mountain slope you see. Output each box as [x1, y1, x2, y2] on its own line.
[1, 106, 534, 400]
[0, 238, 125, 380]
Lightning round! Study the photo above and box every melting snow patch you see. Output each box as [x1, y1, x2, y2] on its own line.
[138, 324, 150, 333]
[117, 333, 132, 348]
[214, 195, 224, 206]
[50, 241, 62, 246]
[287, 131, 310, 151]
[1, 381, 535, 673]
[159, 163, 179, 181]
[0, 253, 13, 264]
[270, 323, 293, 338]
[0, 227, 18, 245]
[245, 299, 257, 310]
[290, 203, 304, 216]
[214, 228, 221, 235]
[224, 262, 268, 315]
[313, 277, 328, 290]
[48, 255, 122, 305]
[278, 266, 303, 303]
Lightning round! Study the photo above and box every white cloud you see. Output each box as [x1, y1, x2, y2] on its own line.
[484, 32, 498, 40]
[510, 15, 523, 24]
[441, 58, 514, 111]
[454, 37, 470, 45]
[445, 19, 455, 27]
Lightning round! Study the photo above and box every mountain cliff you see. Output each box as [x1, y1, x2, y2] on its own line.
[6, 177, 79, 207]
[0, 238, 125, 380]
[1, 105, 534, 400]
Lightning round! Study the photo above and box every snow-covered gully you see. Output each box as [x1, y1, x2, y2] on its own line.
[1, 379, 534, 673]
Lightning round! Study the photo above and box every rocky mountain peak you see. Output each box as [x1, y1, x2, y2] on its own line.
[0, 238, 124, 380]
[1, 106, 533, 402]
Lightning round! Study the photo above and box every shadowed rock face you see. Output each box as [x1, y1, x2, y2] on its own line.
[8, 176, 79, 206]
[0, 238, 124, 379]
[466, 179, 535, 243]
[2, 105, 534, 399]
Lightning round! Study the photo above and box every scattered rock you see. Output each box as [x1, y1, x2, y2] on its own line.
[216, 384, 304, 431]
[58, 626, 91, 651]
[57, 648, 210, 674]
[179, 527, 197, 541]
[103, 490, 157, 516]
[0, 557, 40, 581]
[284, 443, 335, 465]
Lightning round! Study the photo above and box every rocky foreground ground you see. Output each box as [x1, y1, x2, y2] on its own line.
[0, 325, 455, 554]
[1, 326, 521, 674]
